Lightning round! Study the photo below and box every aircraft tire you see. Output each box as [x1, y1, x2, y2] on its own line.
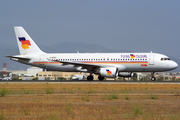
[87, 75, 94, 81]
[98, 76, 104, 81]
[151, 77, 156, 81]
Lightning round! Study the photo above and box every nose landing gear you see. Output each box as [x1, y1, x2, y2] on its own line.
[151, 72, 156, 81]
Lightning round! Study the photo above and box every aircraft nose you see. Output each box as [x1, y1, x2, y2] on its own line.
[170, 61, 178, 70]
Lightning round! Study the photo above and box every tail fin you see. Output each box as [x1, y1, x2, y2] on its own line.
[14, 26, 44, 55]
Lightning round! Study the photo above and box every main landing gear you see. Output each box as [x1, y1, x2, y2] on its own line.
[87, 74, 105, 81]
[98, 75, 104, 81]
[151, 72, 156, 81]
[87, 74, 94, 81]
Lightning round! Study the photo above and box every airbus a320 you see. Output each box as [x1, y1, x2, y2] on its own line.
[6, 27, 178, 81]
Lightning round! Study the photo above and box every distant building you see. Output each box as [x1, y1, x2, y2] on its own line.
[38, 71, 99, 80]
[10, 70, 27, 77]
[27, 67, 43, 76]
[174, 76, 180, 79]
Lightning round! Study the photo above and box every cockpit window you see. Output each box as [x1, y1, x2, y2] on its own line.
[160, 58, 171, 61]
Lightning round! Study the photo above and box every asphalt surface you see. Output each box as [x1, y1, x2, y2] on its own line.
[0, 80, 180, 84]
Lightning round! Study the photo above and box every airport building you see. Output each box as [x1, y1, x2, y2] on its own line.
[2, 66, 180, 81]
[38, 71, 99, 80]
[27, 67, 43, 76]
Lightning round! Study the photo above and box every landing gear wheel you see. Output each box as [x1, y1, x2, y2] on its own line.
[98, 76, 104, 81]
[151, 77, 156, 81]
[151, 72, 156, 81]
[87, 75, 94, 81]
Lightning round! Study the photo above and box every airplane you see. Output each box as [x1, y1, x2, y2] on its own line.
[6, 26, 178, 81]
[2, 75, 12, 81]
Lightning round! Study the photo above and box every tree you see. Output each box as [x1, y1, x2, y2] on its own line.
[133, 73, 137, 81]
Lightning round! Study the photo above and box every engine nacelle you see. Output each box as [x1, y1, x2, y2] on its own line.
[118, 72, 133, 77]
[99, 67, 118, 78]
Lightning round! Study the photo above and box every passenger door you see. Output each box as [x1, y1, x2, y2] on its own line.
[149, 54, 154, 65]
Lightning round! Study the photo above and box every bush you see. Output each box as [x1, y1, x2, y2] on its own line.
[44, 86, 55, 94]
[58, 77, 66, 80]
[108, 93, 118, 100]
[0, 88, 8, 97]
[132, 104, 143, 116]
[82, 95, 90, 102]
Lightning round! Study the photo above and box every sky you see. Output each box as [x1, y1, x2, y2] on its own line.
[0, 0, 180, 70]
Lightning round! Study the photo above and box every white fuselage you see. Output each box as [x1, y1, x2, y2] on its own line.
[17, 52, 178, 74]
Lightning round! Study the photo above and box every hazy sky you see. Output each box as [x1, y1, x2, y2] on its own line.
[0, 1, 180, 70]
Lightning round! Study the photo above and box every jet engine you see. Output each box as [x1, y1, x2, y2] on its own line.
[118, 72, 133, 77]
[99, 67, 118, 78]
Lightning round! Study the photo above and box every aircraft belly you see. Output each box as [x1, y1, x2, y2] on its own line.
[123, 64, 155, 72]
[124, 64, 169, 72]
[45, 64, 77, 72]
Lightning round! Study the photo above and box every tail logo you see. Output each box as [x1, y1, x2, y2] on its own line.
[18, 37, 31, 49]
[106, 69, 112, 75]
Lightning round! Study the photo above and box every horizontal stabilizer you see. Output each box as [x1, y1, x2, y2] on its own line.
[5, 56, 31, 61]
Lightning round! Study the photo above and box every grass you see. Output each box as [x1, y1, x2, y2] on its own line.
[0, 112, 5, 120]
[108, 92, 118, 100]
[0, 87, 8, 97]
[65, 102, 72, 114]
[112, 106, 118, 114]
[86, 86, 95, 94]
[22, 108, 30, 116]
[47, 113, 61, 120]
[175, 93, 179, 96]
[82, 95, 90, 102]
[44, 85, 55, 94]
[132, 104, 144, 116]
[0, 83, 179, 119]
[125, 96, 130, 100]
[22, 88, 30, 94]
[150, 94, 159, 100]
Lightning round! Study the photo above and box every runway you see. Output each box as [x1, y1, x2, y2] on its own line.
[0, 80, 180, 84]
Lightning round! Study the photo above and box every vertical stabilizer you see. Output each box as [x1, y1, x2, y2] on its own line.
[14, 26, 44, 55]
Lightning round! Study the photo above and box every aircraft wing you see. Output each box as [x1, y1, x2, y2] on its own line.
[52, 60, 114, 71]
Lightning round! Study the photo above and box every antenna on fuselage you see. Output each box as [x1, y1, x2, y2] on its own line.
[150, 51, 153, 53]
